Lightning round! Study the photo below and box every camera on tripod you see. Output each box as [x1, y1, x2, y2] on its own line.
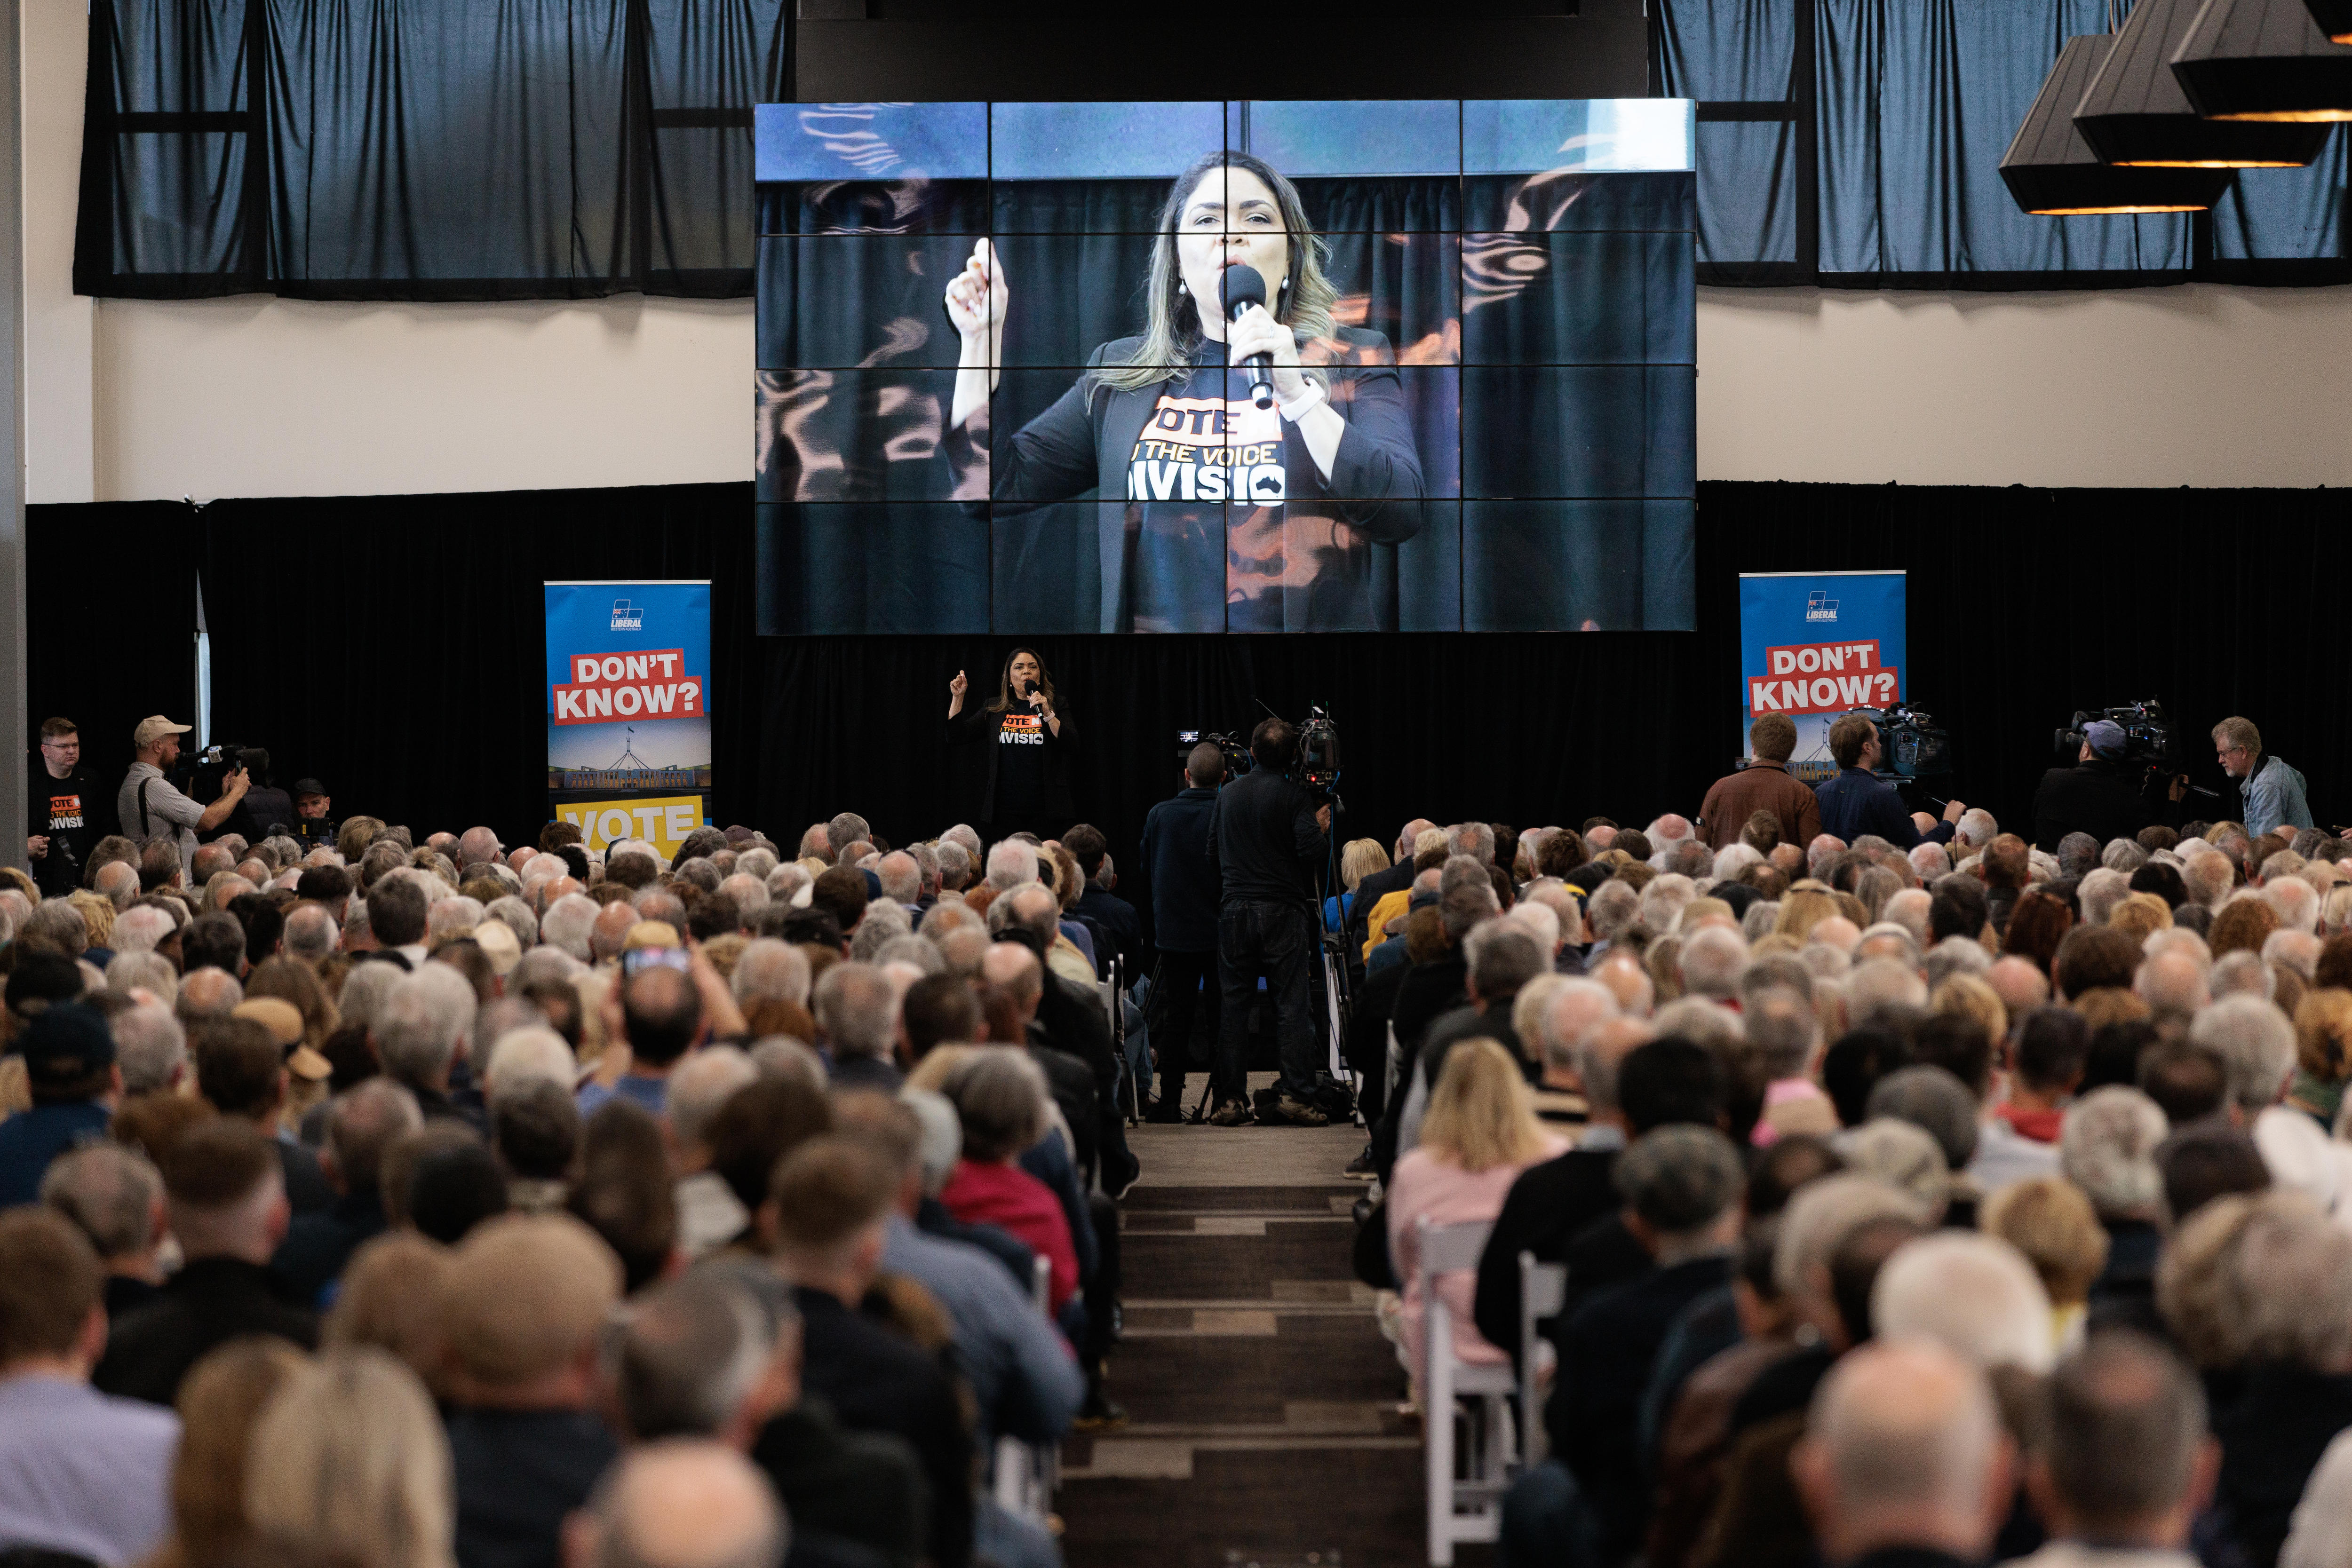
[2055, 699, 2179, 772]
[1176, 729, 1253, 780]
[1176, 706, 1343, 802]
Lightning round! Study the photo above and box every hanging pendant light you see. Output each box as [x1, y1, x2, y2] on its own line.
[2079, 0, 2329, 162]
[2171, 0, 2352, 120]
[2003, 36, 2233, 213]
[2310, 0, 2352, 45]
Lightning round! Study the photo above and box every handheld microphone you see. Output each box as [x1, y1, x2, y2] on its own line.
[1219, 263, 1274, 410]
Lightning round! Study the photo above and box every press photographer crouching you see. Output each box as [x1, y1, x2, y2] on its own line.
[1209, 718, 1333, 1128]
[2031, 717, 2185, 852]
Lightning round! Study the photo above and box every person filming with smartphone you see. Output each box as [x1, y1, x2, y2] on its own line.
[115, 715, 249, 870]
[946, 646, 1077, 846]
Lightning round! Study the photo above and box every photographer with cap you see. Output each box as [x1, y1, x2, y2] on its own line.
[115, 717, 247, 868]
[2031, 718, 2185, 853]
[289, 778, 336, 849]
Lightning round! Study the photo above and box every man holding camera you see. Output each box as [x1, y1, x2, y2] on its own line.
[115, 716, 249, 868]
[1208, 718, 1332, 1128]
[2031, 719, 2186, 852]
[1815, 712, 1966, 851]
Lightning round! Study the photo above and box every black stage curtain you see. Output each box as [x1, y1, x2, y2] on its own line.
[74, 0, 790, 302]
[26, 503, 200, 799]
[30, 478, 2352, 950]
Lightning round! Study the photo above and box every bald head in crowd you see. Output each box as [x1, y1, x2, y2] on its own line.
[1794, 1339, 2013, 1566]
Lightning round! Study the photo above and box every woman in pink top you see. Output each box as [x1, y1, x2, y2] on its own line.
[1387, 1037, 1570, 1394]
[938, 1048, 1081, 1312]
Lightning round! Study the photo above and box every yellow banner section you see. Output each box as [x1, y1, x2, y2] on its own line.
[556, 795, 704, 861]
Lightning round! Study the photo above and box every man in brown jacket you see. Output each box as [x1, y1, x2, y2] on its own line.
[1699, 715, 1823, 852]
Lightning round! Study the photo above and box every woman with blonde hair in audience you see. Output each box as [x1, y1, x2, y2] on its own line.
[245, 1347, 456, 1568]
[1324, 838, 1391, 935]
[1980, 1176, 2109, 1354]
[2108, 891, 2174, 943]
[147, 1338, 309, 1568]
[2289, 988, 2352, 1128]
[1773, 887, 1840, 944]
[1931, 974, 2009, 1054]
[1386, 1037, 1569, 1394]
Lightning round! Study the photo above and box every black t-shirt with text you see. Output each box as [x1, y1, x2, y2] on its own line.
[31, 763, 112, 898]
[992, 699, 1049, 824]
[1122, 346, 1289, 633]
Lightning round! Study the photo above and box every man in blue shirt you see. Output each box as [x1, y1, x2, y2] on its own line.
[0, 989, 120, 1210]
[1137, 742, 1224, 1122]
[2213, 715, 2314, 841]
[1813, 713, 1968, 853]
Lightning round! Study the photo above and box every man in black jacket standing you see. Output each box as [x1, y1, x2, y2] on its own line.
[2030, 719, 2185, 852]
[1139, 742, 1224, 1122]
[1208, 720, 1331, 1127]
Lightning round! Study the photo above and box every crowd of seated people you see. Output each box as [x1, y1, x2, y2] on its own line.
[0, 809, 1142, 1568]
[1339, 793, 2352, 1568]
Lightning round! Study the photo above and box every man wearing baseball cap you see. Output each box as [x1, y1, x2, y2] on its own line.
[289, 777, 336, 849]
[2030, 717, 2185, 853]
[0, 1001, 121, 1208]
[113, 717, 249, 871]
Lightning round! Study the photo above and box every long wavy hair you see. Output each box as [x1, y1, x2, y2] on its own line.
[984, 646, 1057, 716]
[1091, 150, 1341, 401]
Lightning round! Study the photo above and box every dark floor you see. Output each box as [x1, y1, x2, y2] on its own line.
[1054, 1163, 1496, 1568]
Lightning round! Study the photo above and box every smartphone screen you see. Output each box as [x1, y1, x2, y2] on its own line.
[622, 947, 692, 978]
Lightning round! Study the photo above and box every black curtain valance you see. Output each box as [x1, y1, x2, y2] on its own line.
[73, 0, 790, 301]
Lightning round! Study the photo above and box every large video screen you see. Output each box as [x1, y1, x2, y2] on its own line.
[752, 100, 1695, 635]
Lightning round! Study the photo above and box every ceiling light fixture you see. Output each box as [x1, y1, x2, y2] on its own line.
[2002, 35, 2232, 214]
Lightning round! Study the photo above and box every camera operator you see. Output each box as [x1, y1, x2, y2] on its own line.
[115, 716, 247, 867]
[1208, 718, 1332, 1128]
[1816, 712, 1965, 850]
[2031, 719, 2185, 853]
[1139, 741, 1226, 1122]
[290, 778, 337, 849]
[224, 750, 297, 842]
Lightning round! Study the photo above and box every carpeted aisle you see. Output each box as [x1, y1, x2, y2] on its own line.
[1055, 1118, 1494, 1568]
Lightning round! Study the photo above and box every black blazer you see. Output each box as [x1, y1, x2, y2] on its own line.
[947, 328, 1426, 632]
[944, 702, 1076, 824]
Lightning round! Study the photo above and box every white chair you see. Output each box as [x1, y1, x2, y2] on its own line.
[1518, 1251, 1567, 1466]
[993, 1251, 1063, 1520]
[1417, 1216, 1518, 1565]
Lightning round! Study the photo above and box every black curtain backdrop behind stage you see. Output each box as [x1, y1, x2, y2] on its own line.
[27, 479, 2352, 950]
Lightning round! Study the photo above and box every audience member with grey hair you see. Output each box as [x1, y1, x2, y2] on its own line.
[580, 1439, 787, 1568]
[40, 1143, 166, 1301]
[1678, 925, 1749, 1002]
[1854, 923, 1923, 973]
[372, 966, 475, 1104]
[483, 895, 539, 950]
[2137, 945, 2213, 1015]
[541, 892, 601, 963]
[1587, 879, 1641, 952]
[1839, 1119, 1952, 1219]
[2263, 928, 2321, 982]
[732, 938, 812, 1011]
[2209, 949, 2276, 1004]
[485, 1028, 577, 1103]
[749, 1037, 826, 1092]
[607, 1266, 798, 1446]
[2191, 995, 2296, 1114]
[1924, 935, 1991, 990]
[1867, 1066, 1981, 1174]
[814, 962, 901, 1087]
[1845, 956, 1931, 1031]
[2062, 1087, 2170, 1221]
[105, 952, 178, 1010]
[847, 903, 913, 964]
[1874, 1231, 2058, 1374]
[110, 1000, 187, 1095]
[2264, 876, 2321, 937]
[109, 903, 176, 956]
[985, 840, 1039, 890]
[2081, 869, 2133, 931]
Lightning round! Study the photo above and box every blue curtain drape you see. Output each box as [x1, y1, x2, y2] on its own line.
[75, 0, 790, 301]
[1657, 0, 2352, 287]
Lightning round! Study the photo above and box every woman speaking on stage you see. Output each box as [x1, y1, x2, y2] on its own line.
[946, 647, 1075, 844]
[942, 150, 1426, 634]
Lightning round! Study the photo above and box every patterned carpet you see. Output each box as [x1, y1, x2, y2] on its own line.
[1054, 1131, 1497, 1568]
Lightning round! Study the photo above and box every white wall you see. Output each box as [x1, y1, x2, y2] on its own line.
[23, 0, 2352, 503]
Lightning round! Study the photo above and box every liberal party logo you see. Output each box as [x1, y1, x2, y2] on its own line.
[1804, 591, 1839, 623]
[610, 599, 644, 631]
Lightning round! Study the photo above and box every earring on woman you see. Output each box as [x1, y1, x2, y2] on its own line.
[1176, 280, 1188, 296]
